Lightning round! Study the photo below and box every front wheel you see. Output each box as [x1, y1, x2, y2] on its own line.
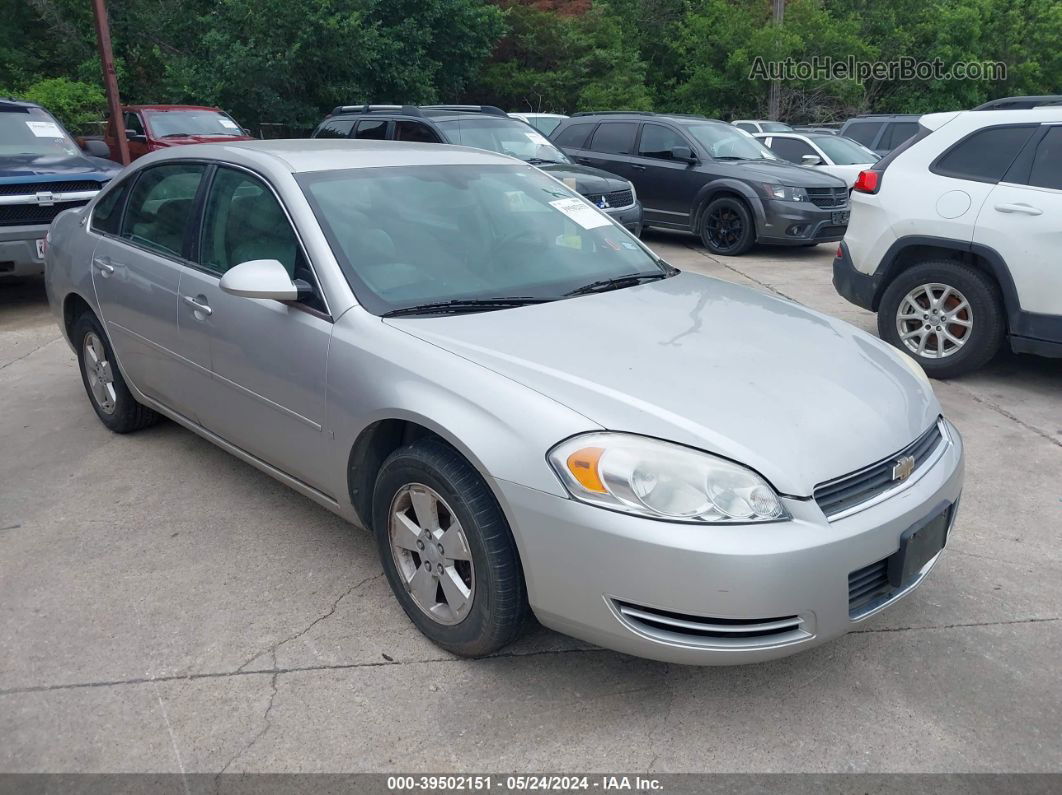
[373, 438, 528, 657]
[699, 196, 755, 256]
[877, 260, 1004, 378]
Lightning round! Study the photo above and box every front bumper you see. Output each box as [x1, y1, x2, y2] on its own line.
[604, 201, 643, 237]
[498, 419, 964, 665]
[832, 240, 881, 310]
[757, 199, 849, 246]
[0, 224, 48, 277]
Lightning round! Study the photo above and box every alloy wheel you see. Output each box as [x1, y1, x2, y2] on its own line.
[388, 483, 475, 625]
[83, 331, 117, 414]
[895, 283, 973, 359]
[706, 207, 744, 251]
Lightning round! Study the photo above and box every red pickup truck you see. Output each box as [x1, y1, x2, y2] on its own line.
[97, 104, 254, 161]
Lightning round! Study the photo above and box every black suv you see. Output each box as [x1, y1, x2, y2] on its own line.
[838, 114, 922, 156]
[312, 104, 642, 234]
[549, 111, 849, 256]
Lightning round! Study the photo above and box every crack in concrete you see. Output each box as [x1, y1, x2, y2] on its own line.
[234, 572, 382, 673]
[849, 616, 1059, 635]
[0, 334, 61, 371]
[682, 243, 800, 302]
[214, 650, 279, 783]
[946, 382, 1062, 450]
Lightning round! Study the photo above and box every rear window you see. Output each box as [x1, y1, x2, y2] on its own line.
[843, 121, 883, 147]
[553, 122, 594, 149]
[315, 118, 354, 138]
[880, 122, 920, 151]
[931, 125, 1038, 183]
[872, 124, 932, 172]
[589, 122, 637, 155]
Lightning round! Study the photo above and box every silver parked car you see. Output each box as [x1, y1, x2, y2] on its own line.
[45, 140, 964, 665]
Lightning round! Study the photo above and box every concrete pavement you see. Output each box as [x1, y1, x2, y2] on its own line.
[1, 236, 1059, 774]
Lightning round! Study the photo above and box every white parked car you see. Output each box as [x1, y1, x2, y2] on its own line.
[508, 112, 568, 137]
[756, 132, 879, 187]
[731, 119, 792, 134]
[834, 107, 1062, 377]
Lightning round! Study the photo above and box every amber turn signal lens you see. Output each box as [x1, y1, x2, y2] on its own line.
[566, 447, 607, 493]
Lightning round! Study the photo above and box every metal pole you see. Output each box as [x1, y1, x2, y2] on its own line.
[91, 0, 129, 165]
[767, 0, 784, 121]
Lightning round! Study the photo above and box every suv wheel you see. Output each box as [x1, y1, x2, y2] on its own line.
[73, 312, 159, 432]
[877, 260, 1004, 378]
[699, 196, 755, 256]
[373, 438, 528, 657]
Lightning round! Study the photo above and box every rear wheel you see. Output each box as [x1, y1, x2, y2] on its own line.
[72, 312, 159, 432]
[877, 260, 1004, 378]
[699, 196, 755, 256]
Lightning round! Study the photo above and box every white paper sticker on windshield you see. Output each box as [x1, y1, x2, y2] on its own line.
[525, 131, 550, 146]
[218, 118, 239, 129]
[26, 120, 65, 138]
[549, 197, 610, 230]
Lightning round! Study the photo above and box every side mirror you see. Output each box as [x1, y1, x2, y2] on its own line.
[801, 154, 823, 166]
[219, 259, 300, 301]
[125, 129, 146, 142]
[671, 145, 695, 162]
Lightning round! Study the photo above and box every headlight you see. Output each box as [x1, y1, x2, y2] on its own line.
[761, 184, 809, 202]
[548, 433, 788, 523]
[628, 181, 637, 204]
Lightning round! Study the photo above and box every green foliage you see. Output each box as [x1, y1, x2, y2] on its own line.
[4, 77, 106, 135]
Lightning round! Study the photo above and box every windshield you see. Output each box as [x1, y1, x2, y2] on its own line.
[298, 164, 665, 315]
[814, 135, 879, 165]
[0, 107, 80, 157]
[145, 109, 244, 137]
[685, 124, 778, 160]
[761, 122, 792, 132]
[435, 118, 571, 164]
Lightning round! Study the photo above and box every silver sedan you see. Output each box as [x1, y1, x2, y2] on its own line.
[44, 140, 964, 664]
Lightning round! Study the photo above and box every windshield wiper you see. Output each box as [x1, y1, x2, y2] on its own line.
[382, 297, 551, 317]
[564, 272, 668, 297]
[526, 157, 564, 165]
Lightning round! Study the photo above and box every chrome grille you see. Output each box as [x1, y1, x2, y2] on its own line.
[0, 180, 102, 196]
[584, 188, 634, 209]
[815, 420, 945, 519]
[0, 200, 88, 227]
[613, 600, 808, 648]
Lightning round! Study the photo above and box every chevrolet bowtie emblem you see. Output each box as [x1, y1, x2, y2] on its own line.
[892, 455, 916, 482]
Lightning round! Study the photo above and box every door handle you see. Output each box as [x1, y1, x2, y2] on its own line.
[92, 257, 115, 276]
[631, 164, 646, 171]
[994, 203, 1043, 216]
[182, 295, 212, 316]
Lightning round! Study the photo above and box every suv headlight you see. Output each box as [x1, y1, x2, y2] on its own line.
[548, 433, 788, 523]
[761, 184, 809, 202]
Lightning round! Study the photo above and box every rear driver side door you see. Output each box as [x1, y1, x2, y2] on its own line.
[178, 165, 334, 493]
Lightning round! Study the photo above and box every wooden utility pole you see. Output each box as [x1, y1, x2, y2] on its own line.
[91, 0, 129, 165]
[767, 0, 785, 121]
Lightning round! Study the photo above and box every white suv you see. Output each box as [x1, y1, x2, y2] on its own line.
[834, 107, 1062, 377]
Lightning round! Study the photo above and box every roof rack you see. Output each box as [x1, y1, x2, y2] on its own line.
[571, 110, 711, 120]
[330, 104, 424, 117]
[972, 95, 1062, 111]
[419, 104, 508, 117]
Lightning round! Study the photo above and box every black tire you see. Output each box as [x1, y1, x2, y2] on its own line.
[877, 260, 1005, 379]
[72, 311, 159, 433]
[372, 438, 528, 657]
[699, 196, 755, 256]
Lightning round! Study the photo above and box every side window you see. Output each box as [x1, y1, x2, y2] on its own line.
[769, 137, 816, 164]
[121, 163, 205, 258]
[1026, 127, 1062, 190]
[589, 122, 637, 155]
[124, 112, 144, 136]
[553, 122, 594, 148]
[638, 123, 689, 160]
[844, 122, 883, 147]
[932, 125, 1037, 183]
[532, 117, 562, 136]
[394, 121, 440, 143]
[881, 122, 919, 151]
[200, 167, 325, 311]
[315, 118, 354, 138]
[735, 123, 756, 133]
[90, 178, 131, 235]
[354, 119, 389, 140]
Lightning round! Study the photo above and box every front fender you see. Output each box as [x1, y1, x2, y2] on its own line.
[691, 178, 767, 231]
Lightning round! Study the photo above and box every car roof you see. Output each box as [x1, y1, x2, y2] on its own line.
[140, 139, 521, 173]
[126, 105, 228, 112]
[0, 98, 44, 110]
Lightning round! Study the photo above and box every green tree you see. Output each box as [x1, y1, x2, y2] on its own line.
[9, 77, 106, 134]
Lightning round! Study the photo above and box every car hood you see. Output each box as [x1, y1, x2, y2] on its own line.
[538, 162, 630, 196]
[0, 151, 119, 180]
[386, 272, 940, 496]
[152, 134, 255, 146]
[717, 158, 848, 188]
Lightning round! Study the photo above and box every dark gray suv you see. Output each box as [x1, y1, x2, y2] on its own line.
[550, 112, 849, 256]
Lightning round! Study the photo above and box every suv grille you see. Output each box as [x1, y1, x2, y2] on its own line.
[613, 600, 808, 647]
[806, 187, 848, 209]
[584, 188, 633, 209]
[0, 201, 88, 227]
[814, 421, 945, 519]
[0, 180, 101, 196]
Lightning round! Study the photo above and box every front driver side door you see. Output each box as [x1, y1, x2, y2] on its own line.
[178, 165, 334, 493]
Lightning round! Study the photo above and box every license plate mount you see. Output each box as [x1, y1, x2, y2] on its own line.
[832, 210, 850, 224]
[35, 239, 45, 259]
[887, 503, 951, 587]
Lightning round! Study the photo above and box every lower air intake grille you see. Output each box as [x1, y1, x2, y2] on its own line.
[613, 600, 808, 648]
[848, 559, 891, 616]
